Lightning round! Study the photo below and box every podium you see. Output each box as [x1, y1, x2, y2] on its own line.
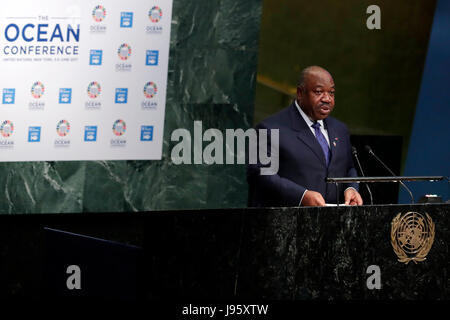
[0, 204, 449, 299]
[145, 204, 450, 299]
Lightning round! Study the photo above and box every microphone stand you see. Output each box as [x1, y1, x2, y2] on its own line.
[365, 145, 415, 204]
[352, 147, 374, 205]
[327, 176, 444, 206]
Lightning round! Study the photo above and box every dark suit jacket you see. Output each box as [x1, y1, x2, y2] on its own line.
[247, 102, 359, 207]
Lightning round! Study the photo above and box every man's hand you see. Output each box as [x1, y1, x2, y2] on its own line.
[344, 188, 363, 206]
[301, 190, 326, 207]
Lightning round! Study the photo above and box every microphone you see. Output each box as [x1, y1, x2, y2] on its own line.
[364, 145, 415, 204]
[352, 147, 373, 205]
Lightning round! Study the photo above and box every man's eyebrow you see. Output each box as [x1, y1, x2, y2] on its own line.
[312, 85, 335, 89]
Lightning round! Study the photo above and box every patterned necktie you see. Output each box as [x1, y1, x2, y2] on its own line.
[311, 122, 330, 166]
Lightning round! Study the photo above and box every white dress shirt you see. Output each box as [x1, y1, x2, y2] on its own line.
[295, 100, 330, 146]
[294, 100, 355, 205]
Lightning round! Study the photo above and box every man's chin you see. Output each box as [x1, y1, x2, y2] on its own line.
[314, 114, 328, 120]
[315, 109, 332, 120]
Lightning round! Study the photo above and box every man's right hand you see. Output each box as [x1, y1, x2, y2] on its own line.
[301, 190, 326, 207]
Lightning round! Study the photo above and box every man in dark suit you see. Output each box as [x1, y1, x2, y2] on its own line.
[247, 66, 363, 207]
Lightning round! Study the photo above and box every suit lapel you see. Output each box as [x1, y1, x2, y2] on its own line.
[324, 118, 337, 167]
[289, 103, 327, 166]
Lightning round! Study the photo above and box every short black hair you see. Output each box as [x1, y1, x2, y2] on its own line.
[297, 65, 330, 89]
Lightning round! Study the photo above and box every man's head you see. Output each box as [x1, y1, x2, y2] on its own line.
[296, 66, 335, 121]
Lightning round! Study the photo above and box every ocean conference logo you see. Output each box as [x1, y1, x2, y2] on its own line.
[144, 82, 157, 98]
[0, 120, 14, 149]
[146, 6, 163, 34]
[0, 120, 14, 138]
[118, 43, 131, 61]
[2, 20, 80, 61]
[91, 5, 107, 33]
[54, 119, 70, 148]
[142, 82, 158, 110]
[31, 82, 45, 99]
[149, 6, 163, 23]
[113, 119, 126, 136]
[111, 119, 127, 147]
[56, 119, 70, 137]
[116, 44, 132, 72]
[86, 82, 102, 110]
[92, 5, 107, 22]
[87, 82, 101, 98]
[29, 82, 45, 110]
[55, 119, 70, 147]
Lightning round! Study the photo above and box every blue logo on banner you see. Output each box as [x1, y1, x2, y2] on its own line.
[140, 126, 154, 141]
[2, 89, 15, 104]
[90, 50, 103, 65]
[84, 126, 97, 142]
[120, 12, 133, 28]
[115, 88, 128, 103]
[28, 126, 41, 142]
[59, 88, 72, 104]
[146, 50, 159, 66]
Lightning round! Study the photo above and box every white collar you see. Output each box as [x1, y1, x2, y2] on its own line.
[295, 100, 325, 128]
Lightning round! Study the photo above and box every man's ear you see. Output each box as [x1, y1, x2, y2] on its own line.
[296, 86, 303, 103]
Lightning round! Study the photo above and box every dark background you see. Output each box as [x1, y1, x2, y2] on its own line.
[255, 0, 436, 168]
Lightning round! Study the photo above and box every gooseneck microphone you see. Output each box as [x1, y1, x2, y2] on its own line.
[364, 145, 415, 204]
[352, 147, 373, 205]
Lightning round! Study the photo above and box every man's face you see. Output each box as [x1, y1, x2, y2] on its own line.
[297, 70, 335, 121]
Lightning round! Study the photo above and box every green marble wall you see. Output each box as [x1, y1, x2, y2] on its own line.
[0, 0, 262, 214]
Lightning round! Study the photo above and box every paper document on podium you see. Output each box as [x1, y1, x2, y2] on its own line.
[325, 203, 349, 207]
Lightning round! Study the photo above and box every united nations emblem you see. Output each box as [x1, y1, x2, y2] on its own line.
[391, 212, 435, 264]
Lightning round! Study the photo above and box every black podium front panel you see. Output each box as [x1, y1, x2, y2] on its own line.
[0, 204, 449, 299]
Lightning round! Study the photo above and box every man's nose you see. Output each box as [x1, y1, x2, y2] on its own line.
[321, 92, 332, 103]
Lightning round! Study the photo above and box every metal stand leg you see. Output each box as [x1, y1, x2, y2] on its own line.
[336, 183, 339, 207]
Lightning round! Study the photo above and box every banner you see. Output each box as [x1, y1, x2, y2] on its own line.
[0, 0, 172, 161]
